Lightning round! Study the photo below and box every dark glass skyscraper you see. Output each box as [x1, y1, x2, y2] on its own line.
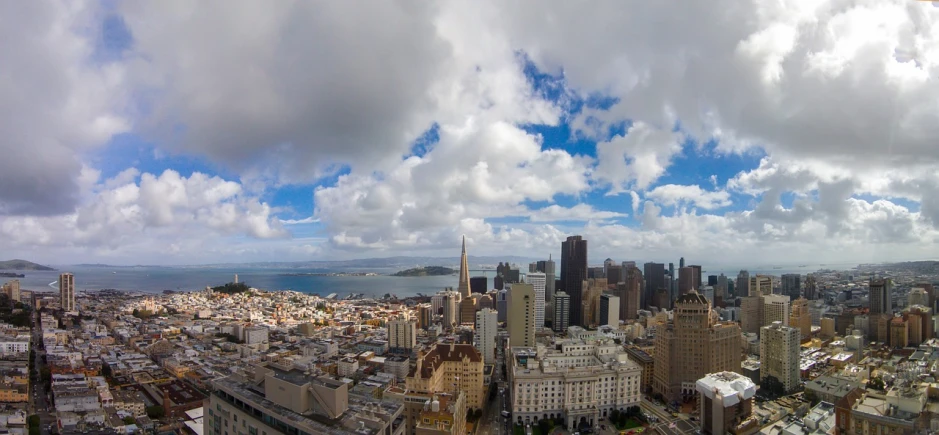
[781, 274, 801, 301]
[561, 235, 588, 326]
[470, 276, 488, 294]
[643, 262, 666, 309]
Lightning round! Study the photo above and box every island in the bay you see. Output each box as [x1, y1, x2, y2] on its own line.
[0, 259, 54, 271]
[392, 266, 457, 277]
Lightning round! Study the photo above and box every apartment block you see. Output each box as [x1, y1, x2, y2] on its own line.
[760, 322, 800, 393]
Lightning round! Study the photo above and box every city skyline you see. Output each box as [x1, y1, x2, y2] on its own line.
[4, 2, 939, 267]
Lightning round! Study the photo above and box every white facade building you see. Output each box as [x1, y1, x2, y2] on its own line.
[243, 326, 269, 345]
[760, 321, 800, 393]
[763, 294, 790, 327]
[338, 357, 359, 377]
[387, 316, 417, 351]
[475, 308, 498, 365]
[507, 338, 642, 431]
[527, 272, 547, 328]
[0, 336, 29, 355]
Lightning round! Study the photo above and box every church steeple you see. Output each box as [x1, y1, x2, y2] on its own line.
[457, 235, 471, 298]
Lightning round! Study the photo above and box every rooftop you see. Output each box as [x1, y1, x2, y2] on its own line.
[410, 343, 481, 379]
[696, 371, 756, 405]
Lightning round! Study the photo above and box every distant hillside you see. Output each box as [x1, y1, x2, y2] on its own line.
[0, 259, 54, 271]
[192, 255, 535, 270]
[392, 266, 457, 277]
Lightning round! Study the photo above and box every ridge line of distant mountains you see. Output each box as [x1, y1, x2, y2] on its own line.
[67, 255, 536, 269]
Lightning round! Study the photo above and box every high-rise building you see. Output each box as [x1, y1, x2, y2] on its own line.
[388, 315, 417, 352]
[474, 308, 498, 365]
[459, 296, 477, 327]
[505, 268, 521, 285]
[653, 291, 742, 402]
[760, 322, 800, 393]
[1, 280, 20, 303]
[553, 292, 570, 333]
[476, 293, 493, 310]
[762, 294, 790, 327]
[457, 236, 471, 298]
[918, 282, 936, 313]
[560, 236, 588, 326]
[790, 298, 812, 341]
[442, 290, 459, 328]
[716, 274, 728, 300]
[587, 267, 605, 279]
[603, 258, 616, 277]
[643, 262, 666, 310]
[707, 275, 718, 287]
[749, 275, 772, 297]
[59, 272, 75, 312]
[695, 372, 756, 435]
[507, 283, 536, 347]
[537, 256, 556, 303]
[418, 304, 432, 330]
[781, 274, 801, 301]
[599, 294, 620, 326]
[606, 266, 623, 286]
[581, 278, 607, 326]
[736, 270, 750, 298]
[496, 290, 508, 323]
[906, 305, 933, 346]
[910, 287, 929, 308]
[618, 266, 642, 320]
[407, 343, 485, 411]
[470, 276, 487, 294]
[527, 272, 547, 328]
[668, 263, 676, 300]
[653, 288, 669, 311]
[740, 296, 762, 335]
[678, 267, 694, 294]
[679, 257, 685, 269]
[869, 278, 892, 315]
[804, 274, 818, 300]
[690, 265, 703, 291]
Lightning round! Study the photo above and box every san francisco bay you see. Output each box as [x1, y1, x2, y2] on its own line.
[0, 263, 857, 297]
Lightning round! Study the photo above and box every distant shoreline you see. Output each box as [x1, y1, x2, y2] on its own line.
[279, 272, 381, 277]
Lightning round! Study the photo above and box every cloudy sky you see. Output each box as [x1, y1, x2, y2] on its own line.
[2, 0, 939, 267]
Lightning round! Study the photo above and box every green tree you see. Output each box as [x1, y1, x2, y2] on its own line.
[211, 282, 250, 294]
[869, 377, 885, 391]
[538, 418, 552, 433]
[609, 409, 621, 425]
[123, 416, 136, 425]
[761, 375, 786, 398]
[146, 405, 165, 419]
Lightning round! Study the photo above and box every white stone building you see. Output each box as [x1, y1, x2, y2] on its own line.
[507, 338, 642, 431]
